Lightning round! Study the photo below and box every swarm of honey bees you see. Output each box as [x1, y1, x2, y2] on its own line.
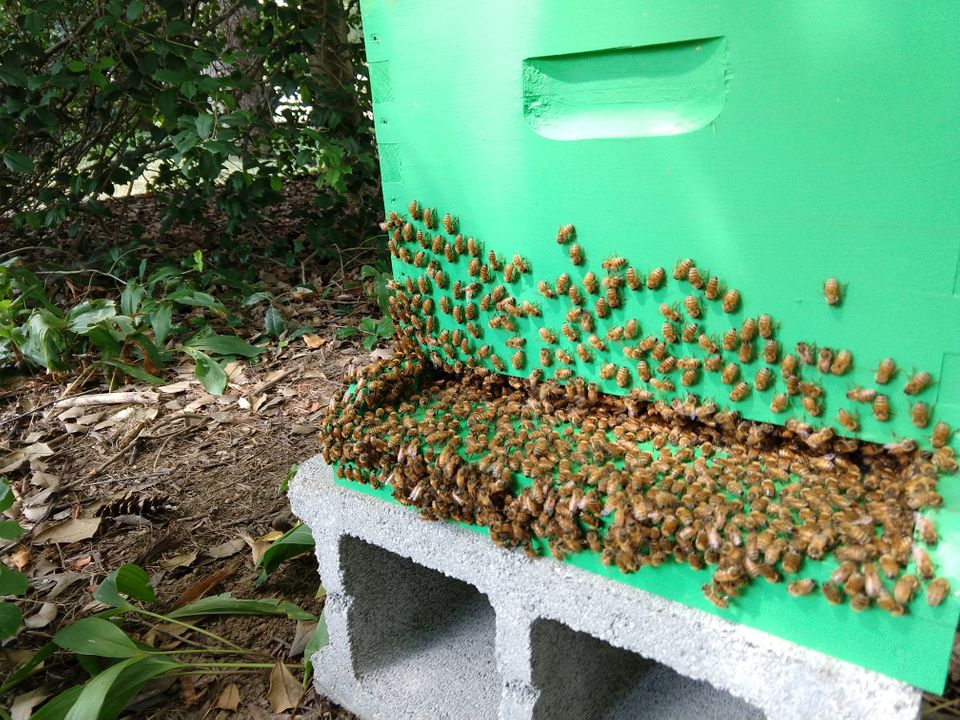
[320, 202, 959, 614]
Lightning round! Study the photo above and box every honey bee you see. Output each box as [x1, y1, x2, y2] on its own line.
[904, 371, 932, 395]
[555, 273, 571, 296]
[625, 319, 640, 339]
[596, 297, 609, 318]
[580, 313, 595, 333]
[795, 342, 816, 366]
[511, 350, 525, 370]
[831, 350, 852, 375]
[763, 340, 780, 364]
[837, 408, 859, 433]
[911, 401, 930, 428]
[704, 276, 720, 300]
[801, 396, 822, 417]
[512, 254, 528, 273]
[738, 342, 754, 364]
[787, 579, 816, 596]
[569, 244, 584, 265]
[468, 258, 481, 277]
[554, 367, 574, 380]
[704, 354, 723, 372]
[845, 386, 875, 403]
[822, 583, 844, 605]
[539, 348, 553, 367]
[873, 394, 890, 421]
[893, 575, 919, 605]
[606, 326, 625, 342]
[721, 289, 740, 313]
[914, 547, 934, 580]
[698, 335, 719, 354]
[681, 369, 699, 387]
[561, 322, 580, 342]
[538, 327, 557, 344]
[625, 267, 641, 291]
[505, 336, 526, 349]
[421, 297, 434, 315]
[646, 267, 666, 290]
[576, 344, 593, 362]
[817, 348, 833, 375]
[674, 258, 694, 280]
[588, 335, 606, 352]
[875, 358, 897, 385]
[537, 280, 556, 299]
[927, 578, 950, 608]
[602, 255, 627, 272]
[636, 361, 652, 382]
[600, 363, 616, 380]
[387, 238, 399, 257]
[466, 321, 481, 338]
[681, 324, 698, 343]
[650, 377, 675, 392]
[605, 287, 620, 309]
[556, 224, 575, 244]
[476, 344, 491, 359]
[782, 551, 802, 575]
[452, 305, 465, 324]
[754, 367, 773, 391]
[568, 285, 583, 306]
[770, 394, 789, 413]
[662, 322, 678, 344]
[490, 353, 505, 371]
[659, 303, 680, 322]
[729, 382, 750, 402]
[933, 446, 958, 472]
[684, 295, 701, 319]
[439, 296, 452, 314]
[823, 277, 842, 306]
[408, 200, 421, 220]
[931, 421, 952, 449]
[556, 348, 574, 365]
[423, 207, 435, 229]
[917, 515, 937, 545]
[721, 363, 740, 385]
[657, 356, 676, 374]
[616, 366, 631, 388]
[581, 272, 599, 294]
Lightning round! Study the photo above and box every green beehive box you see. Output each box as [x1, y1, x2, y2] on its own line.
[348, 0, 960, 692]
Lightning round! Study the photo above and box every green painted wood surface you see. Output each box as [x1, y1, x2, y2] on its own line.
[356, 0, 960, 692]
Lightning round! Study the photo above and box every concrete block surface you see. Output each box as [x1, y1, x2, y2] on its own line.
[289, 456, 922, 720]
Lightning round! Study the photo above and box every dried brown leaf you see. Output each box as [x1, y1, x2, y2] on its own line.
[289, 620, 316, 659]
[9, 547, 29, 571]
[267, 661, 302, 713]
[23, 602, 57, 629]
[302, 334, 326, 349]
[169, 562, 238, 610]
[159, 551, 198, 570]
[0, 443, 54, 473]
[241, 533, 272, 566]
[11, 687, 50, 720]
[205, 538, 245, 559]
[33, 517, 101, 545]
[216, 682, 241, 711]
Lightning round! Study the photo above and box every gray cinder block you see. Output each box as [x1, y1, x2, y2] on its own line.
[289, 456, 922, 720]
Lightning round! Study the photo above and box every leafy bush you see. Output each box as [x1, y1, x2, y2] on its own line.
[0, 0, 379, 249]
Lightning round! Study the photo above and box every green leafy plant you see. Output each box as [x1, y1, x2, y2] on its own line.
[0, 563, 327, 720]
[0, 253, 269, 394]
[0, 478, 28, 642]
[0, 0, 380, 249]
[254, 524, 315, 586]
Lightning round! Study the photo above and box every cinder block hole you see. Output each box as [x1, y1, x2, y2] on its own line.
[531, 619, 764, 720]
[340, 535, 501, 720]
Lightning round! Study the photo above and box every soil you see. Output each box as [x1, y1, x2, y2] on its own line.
[0, 182, 368, 718]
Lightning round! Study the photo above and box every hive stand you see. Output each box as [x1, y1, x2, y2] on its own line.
[289, 456, 923, 720]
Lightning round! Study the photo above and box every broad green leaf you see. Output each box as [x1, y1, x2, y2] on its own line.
[32, 685, 82, 720]
[126, 1, 144, 20]
[362, 334, 377, 350]
[64, 656, 138, 720]
[0, 565, 28, 596]
[0, 479, 14, 512]
[186, 333, 265, 358]
[194, 113, 213, 140]
[264, 307, 284, 338]
[149, 303, 172, 345]
[242, 291, 272, 307]
[182, 347, 227, 395]
[94, 564, 155, 607]
[165, 289, 221, 308]
[98, 360, 164, 386]
[168, 593, 315, 621]
[303, 613, 329, 682]
[66, 60, 86, 72]
[53, 618, 144, 658]
[335, 327, 358, 339]
[0, 640, 57, 695]
[0, 520, 23, 539]
[0, 602, 22, 640]
[254, 524, 315, 585]
[2, 151, 33, 174]
[97, 655, 180, 720]
[120, 283, 144, 316]
[20, 310, 67, 369]
[66, 300, 117, 334]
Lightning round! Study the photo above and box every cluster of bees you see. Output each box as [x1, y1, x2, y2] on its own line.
[320, 353, 956, 614]
[321, 201, 959, 614]
[381, 201, 948, 452]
